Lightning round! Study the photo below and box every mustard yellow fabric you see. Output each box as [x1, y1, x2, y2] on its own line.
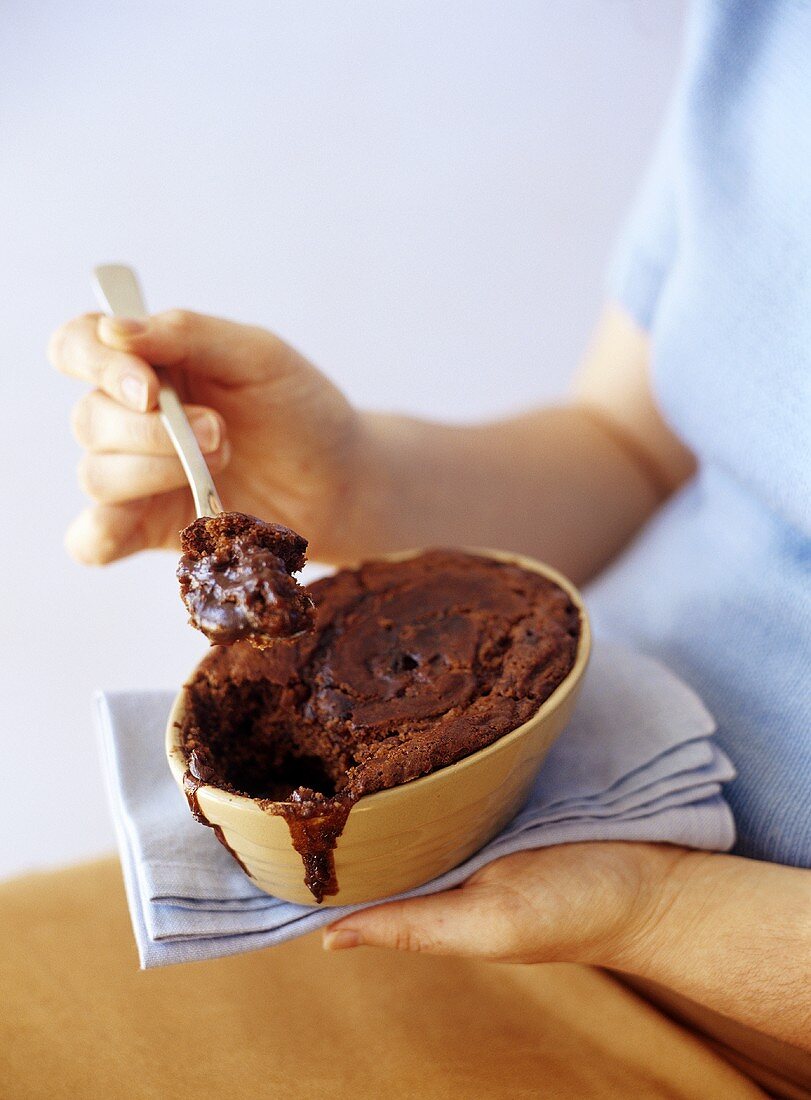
[0, 858, 769, 1099]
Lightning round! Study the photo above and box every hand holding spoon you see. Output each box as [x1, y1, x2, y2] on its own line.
[92, 265, 315, 647]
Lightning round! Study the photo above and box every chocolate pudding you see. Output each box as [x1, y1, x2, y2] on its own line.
[178, 549, 581, 900]
[177, 512, 315, 648]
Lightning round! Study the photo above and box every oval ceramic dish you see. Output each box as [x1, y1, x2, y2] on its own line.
[166, 548, 591, 906]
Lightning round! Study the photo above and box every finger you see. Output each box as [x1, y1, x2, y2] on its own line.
[322, 879, 524, 959]
[71, 390, 224, 456]
[48, 313, 160, 411]
[65, 491, 193, 564]
[96, 309, 289, 386]
[77, 440, 230, 505]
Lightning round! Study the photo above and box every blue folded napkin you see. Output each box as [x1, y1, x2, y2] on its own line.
[95, 641, 735, 969]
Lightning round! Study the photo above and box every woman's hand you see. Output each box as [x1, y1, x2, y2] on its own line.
[323, 842, 811, 1050]
[323, 842, 680, 965]
[49, 310, 368, 564]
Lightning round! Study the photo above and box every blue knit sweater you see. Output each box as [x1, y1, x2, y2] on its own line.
[587, 0, 811, 866]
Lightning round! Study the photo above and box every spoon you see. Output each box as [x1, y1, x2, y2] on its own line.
[91, 263, 224, 519]
[92, 264, 315, 647]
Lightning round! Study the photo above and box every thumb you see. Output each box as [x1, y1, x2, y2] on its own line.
[322, 879, 526, 960]
[97, 309, 284, 388]
[65, 490, 192, 565]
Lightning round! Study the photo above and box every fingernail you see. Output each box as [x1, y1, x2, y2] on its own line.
[120, 373, 149, 411]
[100, 316, 148, 338]
[191, 412, 221, 453]
[323, 928, 362, 951]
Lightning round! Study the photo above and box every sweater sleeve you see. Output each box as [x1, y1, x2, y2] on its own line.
[607, 94, 681, 332]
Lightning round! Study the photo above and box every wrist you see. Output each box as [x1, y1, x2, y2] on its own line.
[316, 411, 401, 562]
[579, 844, 708, 972]
[341, 411, 432, 558]
[596, 848, 811, 1048]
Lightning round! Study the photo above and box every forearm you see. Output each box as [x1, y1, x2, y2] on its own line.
[343, 304, 693, 582]
[352, 404, 662, 584]
[610, 850, 811, 1049]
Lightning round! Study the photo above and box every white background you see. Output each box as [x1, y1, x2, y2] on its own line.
[0, 0, 684, 881]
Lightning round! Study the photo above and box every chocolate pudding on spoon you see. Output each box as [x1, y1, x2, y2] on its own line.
[177, 512, 315, 648]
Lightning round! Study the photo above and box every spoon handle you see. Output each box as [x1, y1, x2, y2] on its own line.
[91, 264, 223, 519]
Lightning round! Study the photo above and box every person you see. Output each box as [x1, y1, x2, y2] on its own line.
[49, 0, 810, 1083]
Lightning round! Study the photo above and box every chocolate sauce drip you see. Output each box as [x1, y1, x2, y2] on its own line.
[263, 792, 356, 903]
[182, 749, 351, 897]
[182, 753, 253, 877]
